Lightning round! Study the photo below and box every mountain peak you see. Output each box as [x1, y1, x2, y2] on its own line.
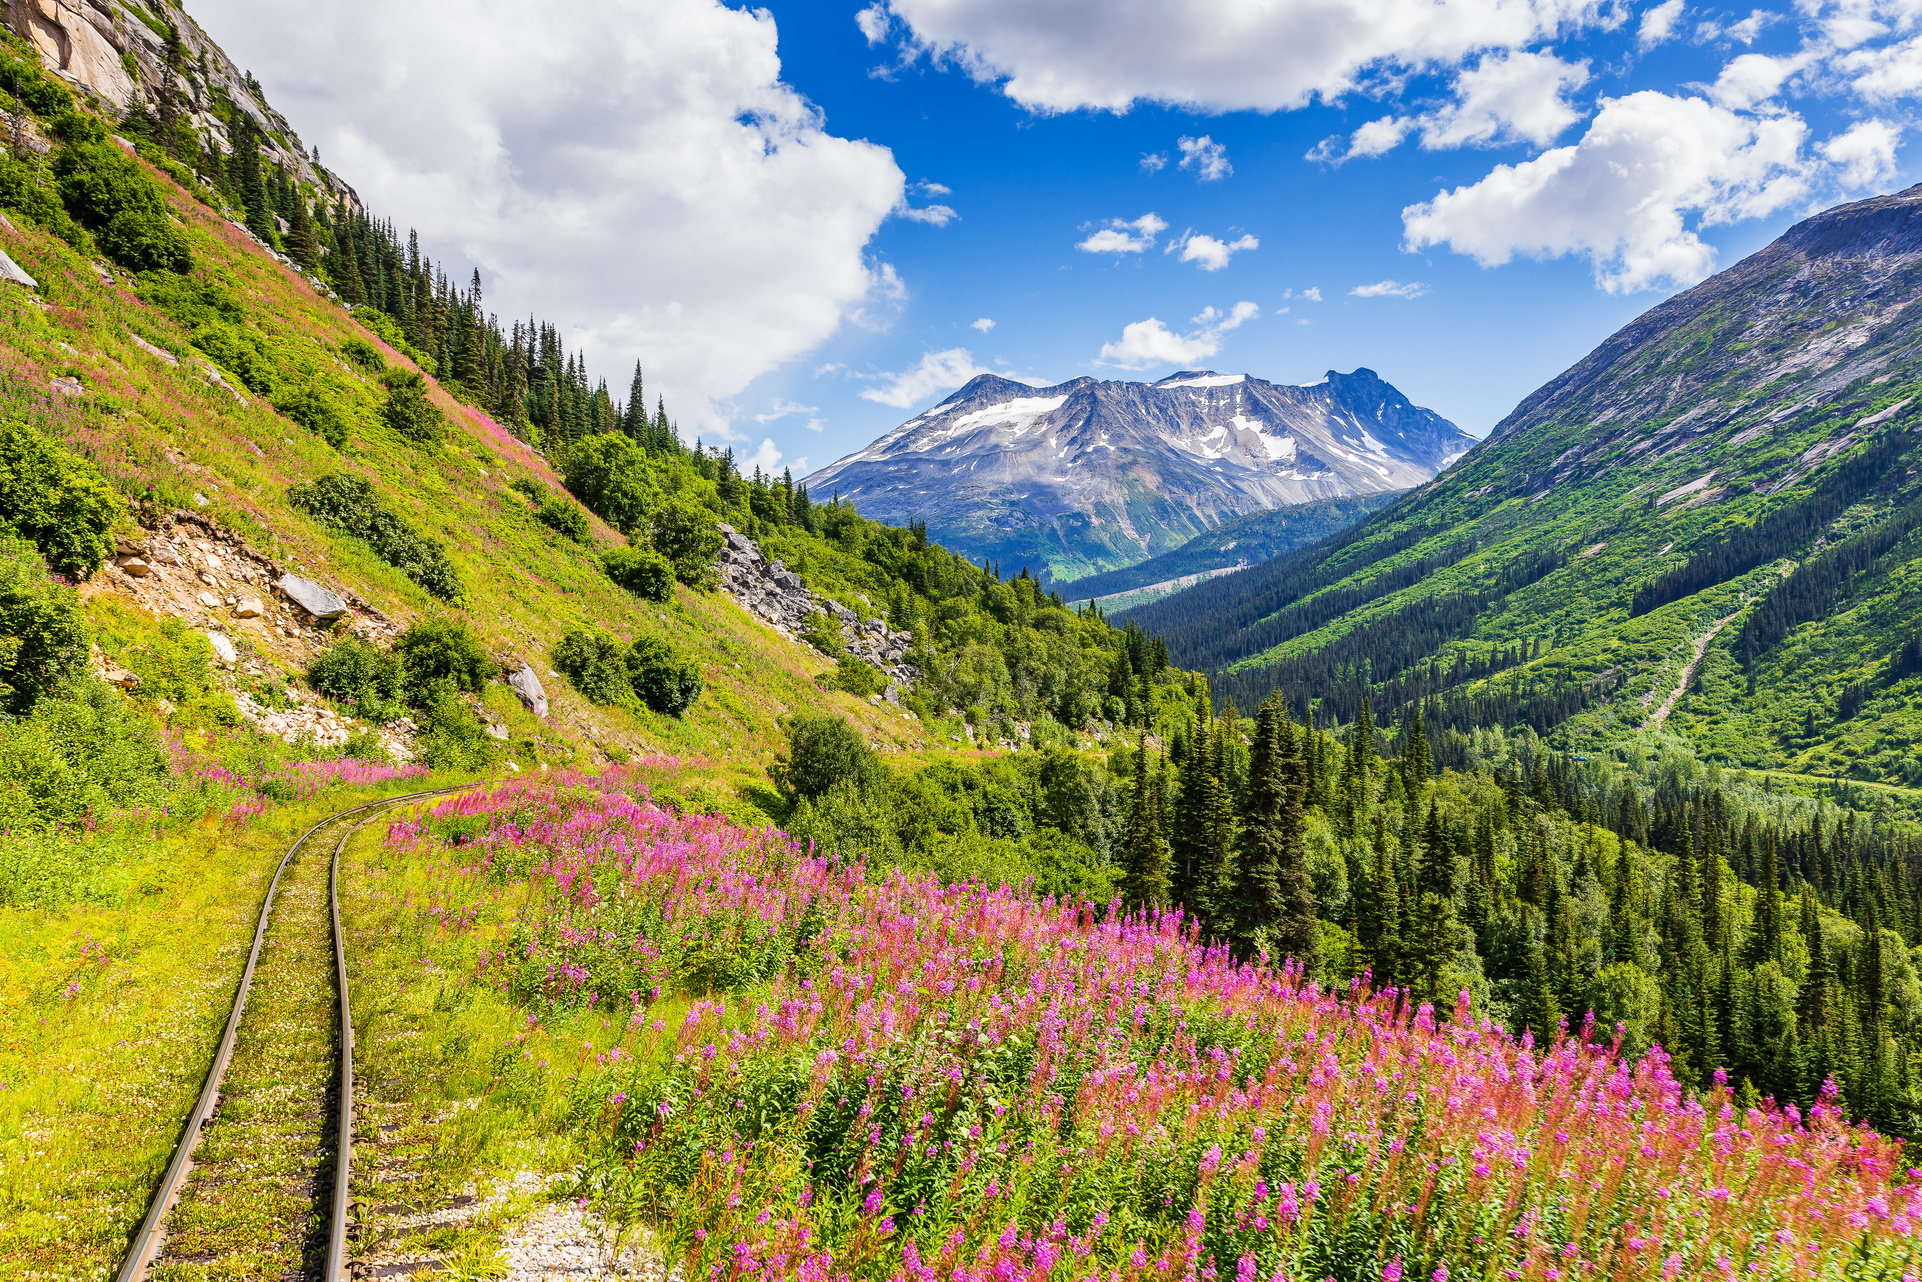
[810, 367, 1470, 582]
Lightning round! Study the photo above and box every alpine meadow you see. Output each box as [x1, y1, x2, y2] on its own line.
[1, 0, 1921, 1280]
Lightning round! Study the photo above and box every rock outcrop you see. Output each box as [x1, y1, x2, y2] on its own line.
[508, 664, 549, 718]
[715, 524, 919, 694]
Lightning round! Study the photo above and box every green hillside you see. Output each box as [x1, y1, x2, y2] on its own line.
[1134, 186, 1922, 786]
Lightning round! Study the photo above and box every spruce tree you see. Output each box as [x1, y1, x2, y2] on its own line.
[1360, 810, 1400, 986]
[1118, 741, 1171, 912]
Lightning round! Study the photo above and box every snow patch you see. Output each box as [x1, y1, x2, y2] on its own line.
[1160, 373, 1247, 388]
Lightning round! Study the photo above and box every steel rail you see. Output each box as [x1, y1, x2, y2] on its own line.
[113, 783, 477, 1282]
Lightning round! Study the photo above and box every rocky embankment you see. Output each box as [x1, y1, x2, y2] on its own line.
[82, 510, 547, 756]
[715, 525, 919, 701]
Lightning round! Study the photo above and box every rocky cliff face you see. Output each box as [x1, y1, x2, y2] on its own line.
[804, 368, 1469, 583]
[2, 0, 360, 212]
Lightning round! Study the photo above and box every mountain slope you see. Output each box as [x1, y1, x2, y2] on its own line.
[1066, 492, 1401, 612]
[805, 368, 1470, 583]
[1133, 184, 1922, 784]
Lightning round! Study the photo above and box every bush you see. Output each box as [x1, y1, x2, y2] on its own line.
[0, 540, 88, 717]
[52, 138, 192, 273]
[0, 676, 170, 831]
[563, 432, 655, 533]
[393, 618, 492, 705]
[833, 653, 879, 697]
[0, 419, 125, 578]
[536, 495, 591, 542]
[553, 630, 631, 706]
[771, 713, 884, 802]
[340, 336, 384, 371]
[273, 385, 348, 449]
[651, 500, 723, 590]
[308, 636, 403, 719]
[626, 635, 701, 717]
[97, 205, 191, 273]
[116, 615, 214, 705]
[287, 472, 462, 601]
[602, 546, 673, 603]
[353, 307, 435, 374]
[510, 475, 546, 505]
[380, 368, 444, 446]
[413, 682, 498, 771]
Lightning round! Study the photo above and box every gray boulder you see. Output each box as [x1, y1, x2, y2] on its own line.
[0, 250, 37, 290]
[509, 664, 549, 718]
[277, 573, 348, 619]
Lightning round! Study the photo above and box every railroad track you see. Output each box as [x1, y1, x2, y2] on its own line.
[112, 784, 475, 1282]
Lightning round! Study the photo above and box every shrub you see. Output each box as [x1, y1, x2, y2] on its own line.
[833, 653, 879, 697]
[626, 635, 702, 717]
[273, 385, 348, 449]
[0, 676, 170, 830]
[308, 636, 403, 720]
[800, 610, 844, 657]
[0, 152, 90, 252]
[770, 712, 885, 802]
[651, 499, 723, 590]
[0, 540, 88, 717]
[393, 619, 492, 705]
[96, 205, 191, 273]
[353, 307, 436, 374]
[340, 337, 384, 371]
[287, 472, 462, 601]
[563, 432, 655, 533]
[0, 419, 125, 579]
[413, 682, 498, 771]
[116, 616, 214, 706]
[602, 546, 673, 603]
[536, 495, 591, 542]
[52, 138, 192, 273]
[553, 630, 631, 706]
[380, 368, 444, 446]
[510, 475, 546, 505]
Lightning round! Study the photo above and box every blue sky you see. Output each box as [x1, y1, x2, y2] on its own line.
[203, 0, 1916, 475]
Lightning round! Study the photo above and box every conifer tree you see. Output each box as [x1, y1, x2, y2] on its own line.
[1401, 705, 1431, 790]
[1119, 740, 1172, 912]
[1360, 810, 1400, 986]
[1524, 925, 1560, 1044]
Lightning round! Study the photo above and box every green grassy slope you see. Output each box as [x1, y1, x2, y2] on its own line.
[1131, 185, 1922, 782]
[0, 141, 924, 772]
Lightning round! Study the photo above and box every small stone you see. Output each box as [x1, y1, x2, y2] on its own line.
[197, 591, 220, 608]
[508, 664, 549, 718]
[50, 376, 82, 397]
[207, 631, 238, 663]
[117, 556, 152, 577]
[234, 596, 265, 618]
[192, 492, 210, 507]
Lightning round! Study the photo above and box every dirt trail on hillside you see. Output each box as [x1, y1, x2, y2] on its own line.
[1648, 608, 1744, 729]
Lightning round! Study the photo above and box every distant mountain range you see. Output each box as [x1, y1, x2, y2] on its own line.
[1128, 184, 1922, 785]
[804, 368, 1472, 583]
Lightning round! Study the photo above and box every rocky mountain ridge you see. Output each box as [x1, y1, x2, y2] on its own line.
[3, 0, 360, 212]
[805, 368, 1470, 584]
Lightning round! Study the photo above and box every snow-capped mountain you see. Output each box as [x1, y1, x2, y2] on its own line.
[804, 369, 1472, 582]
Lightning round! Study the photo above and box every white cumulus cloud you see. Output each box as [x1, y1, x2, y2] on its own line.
[970, 317, 996, 331]
[1178, 135, 1233, 180]
[1140, 151, 1169, 173]
[1316, 50, 1588, 162]
[1638, 0, 1685, 48]
[867, 0, 1596, 113]
[1820, 118, 1903, 189]
[1076, 212, 1169, 253]
[1402, 90, 1813, 293]
[1350, 279, 1432, 297]
[1173, 231, 1259, 270]
[1096, 301, 1257, 369]
[897, 202, 960, 225]
[859, 348, 993, 407]
[192, 0, 905, 435]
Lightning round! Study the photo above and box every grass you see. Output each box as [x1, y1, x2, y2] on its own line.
[0, 776, 466, 1281]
